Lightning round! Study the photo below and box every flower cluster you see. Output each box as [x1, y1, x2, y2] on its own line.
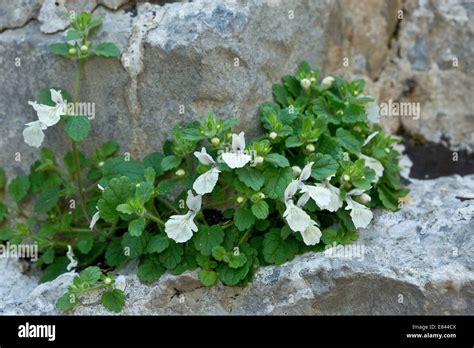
[0, 18, 408, 314]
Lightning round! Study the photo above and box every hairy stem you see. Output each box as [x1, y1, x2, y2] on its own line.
[144, 212, 165, 227]
[70, 58, 90, 224]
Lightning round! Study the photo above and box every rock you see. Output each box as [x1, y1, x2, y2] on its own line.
[0, 0, 472, 179]
[1, 175, 473, 315]
[0, 0, 43, 32]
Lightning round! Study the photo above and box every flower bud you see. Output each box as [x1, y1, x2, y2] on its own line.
[236, 196, 245, 204]
[255, 156, 264, 164]
[305, 144, 315, 152]
[292, 166, 302, 177]
[210, 137, 220, 145]
[336, 110, 344, 116]
[104, 277, 113, 285]
[321, 76, 335, 89]
[175, 169, 186, 177]
[310, 77, 316, 83]
[68, 47, 77, 55]
[269, 131, 278, 140]
[300, 78, 311, 90]
[80, 45, 88, 53]
[98, 161, 104, 167]
[343, 174, 351, 182]
[257, 192, 266, 199]
[359, 193, 371, 204]
[384, 147, 391, 153]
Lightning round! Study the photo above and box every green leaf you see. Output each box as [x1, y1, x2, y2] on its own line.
[79, 266, 102, 284]
[64, 116, 91, 142]
[137, 256, 165, 283]
[146, 234, 170, 254]
[121, 232, 148, 258]
[262, 229, 298, 265]
[135, 182, 153, 203]
[342, 104, 367, 123]
[39, 256, 69, 283]
[0, 202, 6, 224]
[234, 208, 255, 232]
[236, 167, 265, 191]
[251, 200, 269, 220]
[8, 175, 30, 203]
[217, 262, 250, 286]
[282, 75, 302, 97]
[199, 270, 218, 286]
[116, 203, 134, 215]
[211, 246, 227, 261]
[129, 217, 146, 237]
[265, 153, 289, 168]
[99, 141, 119, 157]
[377, 184, 400, 210]
[66, 29, 81, 41]
[105, 239, 129, 267]
[143, 152, 165, 176]
[263, 167, 292, 199]
[193, 225, 224, 256]
[321, 228, 338, 245]
[34, 186, 60, 213]
[56, 292, 77, 311]
[308, 153, 339, 180]
[42, 247, 55, 264]
[156, 179, 178, 195]
[97, 176, 135, 222]
[336, 128, 362, 154]
[48, 43, 70, 56]
[228, 253, 247, 269]
[222, 117, 239, 131]
[0, 167, 5, 189]
[77, 235, 94, 254]
[181, 127, 203, 141]
[159, 241, 183, 269]
[94, 42, 120, 57]
[161, 155, 182, 171]
[285, 136, 304, 148]
[101, 289, 125, 313]
[103, 157, 145, 180]
[272, 84, 290, 107]
[0, 227, 14, 241]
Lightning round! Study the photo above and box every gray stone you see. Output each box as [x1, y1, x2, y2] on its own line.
[1, 175, 473, 315]
[0, 0, 472, 180]
[0, 0, 43, 32]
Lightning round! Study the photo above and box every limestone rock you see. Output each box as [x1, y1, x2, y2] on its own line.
[0, 0, 43, 32]
[1, 175, 472, 315]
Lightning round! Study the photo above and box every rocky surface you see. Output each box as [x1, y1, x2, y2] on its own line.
[1, 174, 473, 315]
[0, 0, 472, 179]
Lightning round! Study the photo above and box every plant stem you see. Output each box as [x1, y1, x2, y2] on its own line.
[70, 58, 90, 224]
[238, 227, 253, 245]
[156, 196, 179, 214]
[144, 212, 165, 227]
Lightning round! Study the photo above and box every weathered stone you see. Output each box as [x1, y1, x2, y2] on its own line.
[0, 0, 472, 174]
[1, 175, 472, 315]
[0, 0, 43, 32]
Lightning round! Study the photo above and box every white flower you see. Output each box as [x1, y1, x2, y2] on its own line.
[165, 190, 202, 243]
[28, 89, 66, 127]
[345, 189, 373, 229]
[89, 209, 100, 230]
[321, 76, 335, 89]
[24, 89, 66, 148]
[359, 154, 384, 182]
[300, 222, 322, 246]
[221, 131, 252, 168]
[22, 121, 47, 148]
[365, 101, 380, 124]
[194, 147, 215, 166]
[193, 167, 221, 195]
[66, 245, 78, 272]
[193, 147, 221, 194]
[300, 178, 343, 212]
[283, 200, 312, 232]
